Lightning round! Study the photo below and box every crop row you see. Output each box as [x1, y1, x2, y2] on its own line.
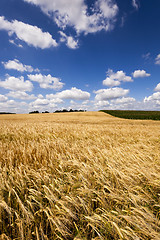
[101, 110, 160, 120]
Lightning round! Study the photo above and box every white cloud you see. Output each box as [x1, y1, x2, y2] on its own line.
[95, 100, 109, 107]
[59, 31, 79, 49]
[155, 54, 160, 65]
[103, 69, 133, 87]
[50, 98, 64, 104]
[46, 95, 64, 104]
[0, 99, 16, 108]
[7, 91, 36, 100]
[143, 85, 160, 108]
[46, 87, 90, 100]
[155, 83, 160, 91]
[70, 100, 76, 105]
[0, 94, 8, 102]
[94, 87, 129, 101]
[28, 74, 64, 90]
[97, 0, 118, 18]
[38, 94, 44, 99]
[57, 87, 90, 100]
[0, 76, 33, 92]
[2, 59, 39, 73]
[68, 99, 90, 110]
[23, 0, 118, 34]
[144, 92, 160, 102]
[94, 97, 137, 110]
[0, 100, 29, 113]
[132, 0, 139, 10]
[82, 100, 90, 105]
[111, 97, 136, 104]
[109, 101, 148, 110]
[68, 103, 89, 111]
[9, 39, 23, 48]
[133, 70, 150, 78]
[103, 78, 120, 87]
[29, 96, 64, 112]
[0, 16, 58, 49]
[32, 98, 49, 106]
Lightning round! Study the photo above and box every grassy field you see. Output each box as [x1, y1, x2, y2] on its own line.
[101, 110, 160, 120]
[0, 112, 160, 240]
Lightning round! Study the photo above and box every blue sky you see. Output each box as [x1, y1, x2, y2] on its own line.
[0, 0, 160, 113]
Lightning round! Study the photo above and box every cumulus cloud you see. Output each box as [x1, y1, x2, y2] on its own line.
[32, 98, 49, 106]
[144, 84, 160, 108]
[94, 87, 129, 101]
[29, 96, 64, 112]
[2, 59, 39, 73]
[23, 0, 118, 34]
[144, 92, 160, 102]
[0, 16, 58, 49]
[132, 0, 139, 10]
[111, 97, 136, 104]
[0, 99, 16, 108]
[46, 87, 90, 100]
[0, 76, 33, 92]
[133, 70, 150, 78]
[68, 103, 89, 111]
[0, 99, 29, 113]
[155, 83, 160, 91]
[109, 101, 145, 110]
[45, 96, 64, 104]
[155, 54, 160, 65]
[28, 74, 64, 90]
[95, 100, 109, 107]
[103, 78, 120, 87]
[59, 31, 79, 49]
[94, 96, 136, 110]
[0, 94, 8, 102]
[7, 91, 36, 100]
[82, 100, 90, 105]
[103, 69, 133, 87]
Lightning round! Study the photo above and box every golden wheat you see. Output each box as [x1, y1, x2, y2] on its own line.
[0, 112, 160, 239]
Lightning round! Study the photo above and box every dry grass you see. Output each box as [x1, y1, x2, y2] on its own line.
[0, 111, 160, 240]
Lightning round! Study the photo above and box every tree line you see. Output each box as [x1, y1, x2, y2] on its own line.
[29, 109, 86, 114]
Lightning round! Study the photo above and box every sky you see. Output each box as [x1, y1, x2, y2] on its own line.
[0, 0, 160, 113]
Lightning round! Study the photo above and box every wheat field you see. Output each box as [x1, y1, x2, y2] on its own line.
[0, 111, 160, 240]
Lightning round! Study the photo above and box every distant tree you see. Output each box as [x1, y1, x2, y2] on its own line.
[54, 109, 87, 113]
[0, 112, 16, 114]
[29, 111, 39, 114]
[42, 111, 49, 113]
[62, 109, 68, 112]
